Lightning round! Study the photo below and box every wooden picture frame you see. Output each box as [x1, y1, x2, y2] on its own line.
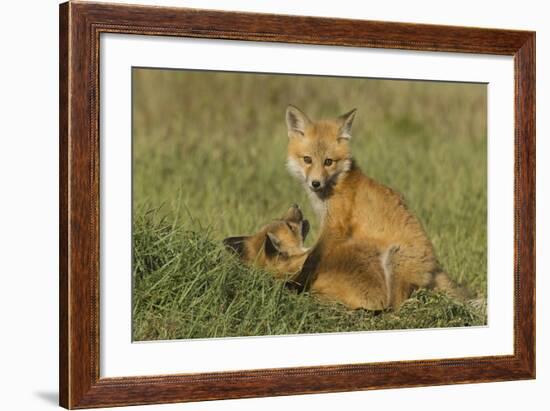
[59, 1, 535, 408]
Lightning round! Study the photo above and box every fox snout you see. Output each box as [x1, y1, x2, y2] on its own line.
[309, 179, 324, 192]
[305, 164, 328, 192]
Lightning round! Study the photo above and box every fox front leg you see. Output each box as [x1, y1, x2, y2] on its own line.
[285, 246, 322, 293]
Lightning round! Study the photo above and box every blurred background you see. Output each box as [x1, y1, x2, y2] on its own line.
[132, 68, 487, 296]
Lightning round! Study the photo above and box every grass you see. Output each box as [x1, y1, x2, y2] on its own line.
[133, 210, 485, 340]
[132, 68, 487, 341]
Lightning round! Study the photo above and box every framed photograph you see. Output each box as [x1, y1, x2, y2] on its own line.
[59, 1, 535, 409]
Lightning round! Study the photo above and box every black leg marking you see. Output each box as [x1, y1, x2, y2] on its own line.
[285, 244, 322, 293]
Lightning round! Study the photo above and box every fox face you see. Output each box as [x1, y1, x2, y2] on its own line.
[285, 105, 356, 197]
[223, 204, 310, 275]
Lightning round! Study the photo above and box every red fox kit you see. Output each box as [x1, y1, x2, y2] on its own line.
[224, 205, 399, 310]
[285, 105, 462, 309]
[223, 205, 311, 278]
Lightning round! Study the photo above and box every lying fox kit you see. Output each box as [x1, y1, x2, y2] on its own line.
[285, 105, 465, 309]
[224, 205, 400, 310]
[223, 205, 311, 278]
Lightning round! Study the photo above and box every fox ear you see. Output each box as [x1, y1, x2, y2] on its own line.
[223, 236, 249, 258]
[265, 232, 282, 257]
[286, 105, 310, 138]
[337, 108, 357, 141]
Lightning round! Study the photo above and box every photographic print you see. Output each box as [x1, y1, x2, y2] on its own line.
[132, 68, 488, 341]
[60, 4, 535, 406]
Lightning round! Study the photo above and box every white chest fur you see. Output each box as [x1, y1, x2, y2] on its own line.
[306, 187, 328, 226]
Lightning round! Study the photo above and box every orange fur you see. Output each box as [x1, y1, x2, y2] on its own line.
[223, 205, 310, 279]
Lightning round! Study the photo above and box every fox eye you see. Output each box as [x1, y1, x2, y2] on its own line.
[303, 156, 312, 164]
[324, 158, 333, 166]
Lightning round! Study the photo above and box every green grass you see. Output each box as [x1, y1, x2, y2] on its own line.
[133, 210, 485, 340]
[132, 68, 487, 341]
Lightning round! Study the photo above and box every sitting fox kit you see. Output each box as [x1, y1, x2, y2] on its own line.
[225, 106, 463, 311]
[284, 105, 460, 310]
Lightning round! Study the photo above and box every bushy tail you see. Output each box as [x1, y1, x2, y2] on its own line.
[467, 297, 487, 315]
[433, 271, 472, 300]
[433, 271, 486, 313]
